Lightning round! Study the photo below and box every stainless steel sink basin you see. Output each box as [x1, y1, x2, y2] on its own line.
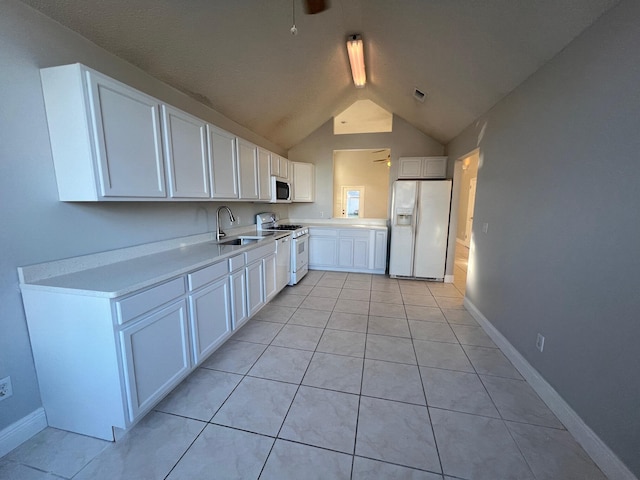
[218, 237, 259, 246]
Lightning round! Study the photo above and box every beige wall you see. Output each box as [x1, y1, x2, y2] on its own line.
[333, 150, 390, 218]
[288, 116, 444, 220]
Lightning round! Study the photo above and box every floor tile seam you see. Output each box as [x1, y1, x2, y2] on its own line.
[501, 417, 569, 431]
[496, 408, 539, 479]
[351, 316, 370, 476]
[205, 421, 278, 441]
[359, 391, 427, 408]
[276, 429, 357, 456]
[364, 354, 417, 367]
[4, 460, 65, 478]
[352, 454, 445, 477]
[300, 378, 362, 396]
[161, 419, 209, 480]
[411, 336, 446, 476]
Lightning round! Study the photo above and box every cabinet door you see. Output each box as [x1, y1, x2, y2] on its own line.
[207, 126, 239, 199]
[120, 300, 190, 422]
[161, 105, 209, 198]
[353, 237, 370, 269]
[263, 253, 277, 301]
[246, 260, 265, 317]
[422, 157, 447, 178]
[188, 277, 232, 365]
[280, 158, 289, 180]
[257, 147, 272, 201]
[86, 71, 166, 198]
[230, 269, 248, 329]
[397, 157, 423, 179]
[309, 236, 338, 267]
[270, 154, 281, 178]
[292, 162, 314, 202]
[374, 230, 388, 271]
[237, 139, 259, 200]
[338, 238, 354, 268]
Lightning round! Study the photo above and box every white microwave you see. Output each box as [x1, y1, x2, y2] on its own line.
[270, 177, 291, 203]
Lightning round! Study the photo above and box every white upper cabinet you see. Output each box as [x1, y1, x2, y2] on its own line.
[257, 147, 272, 201]
[161, 105, 209, 198]
[397, 157, 447, 179]
[41, 64, 167, 200]
[207, 125, 239, 199]
[291, 162, 315, 202]
[270, 154, 289, 180]
[237, 139, 259, 200]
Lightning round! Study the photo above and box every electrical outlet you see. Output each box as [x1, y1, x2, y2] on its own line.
[482, 222, 489, 234]
[536, 334, 545, 352]
[0, 376, 12, 401]
[320, 211, 324, 218]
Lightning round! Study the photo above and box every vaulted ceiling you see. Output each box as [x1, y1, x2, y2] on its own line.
[20, 0, 619, 149]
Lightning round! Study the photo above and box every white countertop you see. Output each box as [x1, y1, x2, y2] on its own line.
[18, 231, 288, 299]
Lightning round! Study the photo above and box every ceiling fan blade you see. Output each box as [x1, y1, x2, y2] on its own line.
[372, 149, 386, 153]
[304, 0, 329, 14]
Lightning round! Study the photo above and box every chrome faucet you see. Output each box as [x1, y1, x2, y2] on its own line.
[216, 206, 236, 242]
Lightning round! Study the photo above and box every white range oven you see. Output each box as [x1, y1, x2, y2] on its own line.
[256, 213, 309, 285]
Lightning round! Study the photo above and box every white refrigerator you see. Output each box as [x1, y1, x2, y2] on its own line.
[389, 180, 452, 279]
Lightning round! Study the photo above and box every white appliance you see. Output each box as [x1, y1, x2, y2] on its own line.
[270, 177, 292, 203]
[275, 235, 291, 291]
[389, 180, 452, 279]
[256, 213, 309, 285]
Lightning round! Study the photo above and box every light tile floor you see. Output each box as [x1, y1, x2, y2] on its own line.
[1, 270, 608, 479]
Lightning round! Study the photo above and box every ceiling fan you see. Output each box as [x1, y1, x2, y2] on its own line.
[372, 149, 390, 163]
[304, 0, 329, 14]
[291, 0, 329, 35]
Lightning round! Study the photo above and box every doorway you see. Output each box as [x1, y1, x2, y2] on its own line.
[454, 150, 479, 294]
[341, 186, 365, 218]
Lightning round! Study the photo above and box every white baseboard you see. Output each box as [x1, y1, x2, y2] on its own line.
[463, 299, 637, 480]
[444, 275, 454, 283]
[0, 408, 47, 458]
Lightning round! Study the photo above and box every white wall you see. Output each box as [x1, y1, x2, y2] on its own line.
[446, 0, 640, 475]
[0, 0, 288, 433]
[287, 116, 443, 219]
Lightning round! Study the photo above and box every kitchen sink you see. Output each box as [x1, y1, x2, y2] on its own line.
[218, 237, 259, 246]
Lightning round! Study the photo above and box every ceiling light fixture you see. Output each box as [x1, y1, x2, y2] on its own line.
[346, 34, 366, 88]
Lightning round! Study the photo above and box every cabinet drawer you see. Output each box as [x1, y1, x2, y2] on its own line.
[228, 253, 246, 272]
[309, 228, 338, 236]
[339, 229, 370, 238]
[187, 260, 228, 291]
[116, 277, 185, 324]
[245, 241, 276, 264]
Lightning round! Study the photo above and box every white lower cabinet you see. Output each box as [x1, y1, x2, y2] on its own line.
[264, 252, 278, 301]
[309, 229, 338, 267]
[229, 258, 249, 330]
[120, 300, 191, 421]
[20, 239, 280, 441]
[188, 276, 232, 365]
[246, 260, 265, 317]
[309, 226, 388, 274]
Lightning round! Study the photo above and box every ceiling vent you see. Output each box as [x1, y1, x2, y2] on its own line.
[412, 88, 427, 103]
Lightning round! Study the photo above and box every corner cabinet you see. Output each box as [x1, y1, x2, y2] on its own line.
[397, 156, 447, 179]
[41, 64, 167, 200]
[291, 162, 315, 202]
[308, 226, 388, 274]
